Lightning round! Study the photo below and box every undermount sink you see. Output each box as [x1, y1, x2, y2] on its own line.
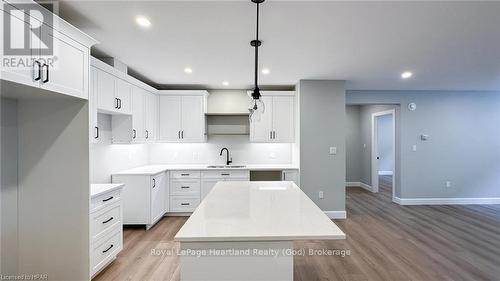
[207, 165, 247, 169]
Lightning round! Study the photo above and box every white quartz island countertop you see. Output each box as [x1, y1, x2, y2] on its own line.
[112, 164, 300, 176]
[175, 181, 346, 242]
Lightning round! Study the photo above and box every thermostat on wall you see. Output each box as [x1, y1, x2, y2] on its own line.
[408, 102, 417, 111]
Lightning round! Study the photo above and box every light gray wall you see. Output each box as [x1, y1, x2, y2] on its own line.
[1, 98, 18, 274]
[348, 91, 500, 199]
[345, 105, 361, 182]
[377, 114, 393, 173]
[299, 80, 346, 212]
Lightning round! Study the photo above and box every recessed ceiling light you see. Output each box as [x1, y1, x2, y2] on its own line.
[262, 68, 270, 75]
[135, 16, 151, 28]
[401, 71, 413, 79]
[184, 67, 193, 74]
[222, 81, 229, 86]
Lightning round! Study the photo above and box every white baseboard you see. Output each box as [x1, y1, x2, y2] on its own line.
[393, 197, 500, 205]
[346, 182, 375, 193]
[165, 212, 192, 217]
[378, 170, 393, 176]
[324, 211, 347, 219]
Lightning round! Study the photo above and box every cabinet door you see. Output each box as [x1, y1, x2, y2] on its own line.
[201, 179, 219, 199]
[97, 69, 116, 112]
[89, 67, 99, 143]
[282, 170, 299, 186]
[272, 96, 295, 142]
[151, 173, 165, 224]
[39, 25, 89, 99]
[159, 96, 182, 141]
[181, 96, 205, 142]
[145, 92, 158, 142]
[250, 96, 273, 142]
[0, 8, 41, 87]
[131, 86, 145, 142]
[115, 78, 132, 114]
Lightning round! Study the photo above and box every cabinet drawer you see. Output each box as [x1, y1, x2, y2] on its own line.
[170, 170, 201, 179]
[170, 196, 200, 212]
[202, 170, 250, 179]
[91, 189, 121, 212]
[170, 179, 200, 196]
[91, 226, 122, 276]
[91, 202, 122, 241]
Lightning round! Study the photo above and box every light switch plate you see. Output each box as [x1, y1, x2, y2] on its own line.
[412, 145, 417, 152]
[319, 191, 324, 199]
[329, 147, 337, 155]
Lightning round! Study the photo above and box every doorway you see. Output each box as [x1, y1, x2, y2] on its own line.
[371, 110, 395, 198]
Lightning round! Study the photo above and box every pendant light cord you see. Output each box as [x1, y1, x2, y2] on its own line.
[254, 2, 260, 90]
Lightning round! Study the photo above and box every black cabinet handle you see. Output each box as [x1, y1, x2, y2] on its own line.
[118, 98, 122, 109]
[181, 130, 184, 139]
[133, 129, 136, 139]
[102, 217, 114, 224]
[115, 98, 119, 109]
[221, 173, 230, 176]
[95, 126, 99, 139]
[181, 186, 190, 189]
[152, 178, 156, 188]
[34, 61, 42, 81]
[42, 64, 49, 83]
[181, 173, 190, 176]
[102, 244, 114, 253]
[181, 203, 190, 206]
[146, 130, 149, 139]
[102, 196, 114, 202]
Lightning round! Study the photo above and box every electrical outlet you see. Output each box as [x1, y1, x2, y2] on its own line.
[329, 147, 337, 155]
[445, 181, 452, 188]
[269, 152, 276, 159]
[412, 145, 417, 152]
[319, 191, 324, 199]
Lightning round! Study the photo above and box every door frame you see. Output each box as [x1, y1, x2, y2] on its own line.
[371, 109, 396, 199]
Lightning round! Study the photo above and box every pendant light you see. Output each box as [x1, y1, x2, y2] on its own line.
[248, 0, 265, 121]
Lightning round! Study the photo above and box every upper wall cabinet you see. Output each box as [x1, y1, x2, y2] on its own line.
[145, 92, 159, 142]
[0, 1, 97, 99]
[158, 91, 208, 143]
[250, 91, 295, 143]
[92, 58, 132, 115]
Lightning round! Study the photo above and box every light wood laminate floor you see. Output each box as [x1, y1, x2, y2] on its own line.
[94, 176, 500, 281]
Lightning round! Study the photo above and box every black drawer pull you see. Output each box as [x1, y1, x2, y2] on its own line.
[221, 173, 230, 176]
[181, 174, 190, 176]
[102, 217, 114, 224]
[102, 244, 114, 253]
[181, 186, 190, 189]
[102, 196, 114, 202]
[181, 203, 190, 206]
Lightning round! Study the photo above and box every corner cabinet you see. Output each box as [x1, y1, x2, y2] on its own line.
[250, 91, 295, 143]
[158, 91, 208, 143]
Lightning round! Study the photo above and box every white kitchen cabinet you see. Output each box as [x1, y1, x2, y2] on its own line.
[93, 58, 133, 115]
[201, 170, 250, 199]
[0, 8, 41, 87]
[158, 91, 208, 142]
[0, 3, 96, 99]
[169, 170, 201, 212]
[145, 92, 158, 142]
[250, 92, 295, 143]
[39, 25, 89, 99]
[96, 68, 116, 112]
[115, 78, 132, 114]
[131, 86, 146, 142]
[112, 172, 167, 230]
[89, 67, 99, 143]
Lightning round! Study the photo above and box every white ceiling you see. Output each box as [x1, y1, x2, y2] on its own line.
[59, 0, 500, 91]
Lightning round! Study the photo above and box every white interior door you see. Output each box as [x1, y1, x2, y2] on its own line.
[250, 96, 273, 142]
[181, 96, 205, 142]
[272, 96, 294, 142]
[159, 96, 182, 141]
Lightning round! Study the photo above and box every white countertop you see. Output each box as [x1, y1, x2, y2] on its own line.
[90, 183, 124, 198]
[174, 181, 346, 242]
[112, 164, 299, 176]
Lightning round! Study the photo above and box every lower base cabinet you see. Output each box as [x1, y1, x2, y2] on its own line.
[90, 186, 124, 278]
[112, 172, 167, 229]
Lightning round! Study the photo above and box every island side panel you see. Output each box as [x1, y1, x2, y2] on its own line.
[180, 241, 293, 281]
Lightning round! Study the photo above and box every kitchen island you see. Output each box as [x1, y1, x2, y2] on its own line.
[175, 181, 345, 281]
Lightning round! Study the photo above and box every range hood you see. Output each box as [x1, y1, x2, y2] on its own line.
[206, 90, 250, 135]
